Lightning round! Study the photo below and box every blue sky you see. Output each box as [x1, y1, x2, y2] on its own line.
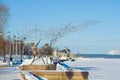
[1, 0, 120, 54]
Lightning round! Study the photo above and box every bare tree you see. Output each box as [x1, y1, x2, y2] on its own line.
[0, 4, 9, 34]
[0, 4, 8, 57]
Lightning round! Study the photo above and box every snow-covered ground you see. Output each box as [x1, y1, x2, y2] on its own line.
[0, 57, 120, 80]
[21, 57, 51, 65]
[21, 57, 120, 80]
[64, 58, 120, 80]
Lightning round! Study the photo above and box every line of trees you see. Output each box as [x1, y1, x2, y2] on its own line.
[0, 4, 9, 57]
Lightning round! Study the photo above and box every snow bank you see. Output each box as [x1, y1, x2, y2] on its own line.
[0, 61, 8, 66]
[0, 67, 21, 80]
[21, 71, 39, 80]
[21, 57, 51, 65]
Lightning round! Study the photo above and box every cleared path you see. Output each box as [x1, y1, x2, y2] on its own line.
[0, 66, 21, 80]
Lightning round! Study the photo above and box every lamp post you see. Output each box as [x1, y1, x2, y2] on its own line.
[20, 37, 25, 62]
[3, 40, 6, 62]
[13, 36, 16, 55]
[20, 38, 23, 62]
[15, 36, 17, 56]
[27, 40, 31, 59]
[7, 31, 11, 65]
[19, 37, 26, 62]
[24, 40, 30, 59]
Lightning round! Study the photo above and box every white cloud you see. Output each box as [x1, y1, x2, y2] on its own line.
[108, 50, 120, 55]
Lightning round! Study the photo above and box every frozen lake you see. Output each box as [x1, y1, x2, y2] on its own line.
[64, 58, 120, 80]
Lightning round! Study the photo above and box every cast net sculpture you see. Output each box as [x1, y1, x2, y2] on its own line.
[28, 19, 100, 65]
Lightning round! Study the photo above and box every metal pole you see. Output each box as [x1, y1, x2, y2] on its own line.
[18, 37, 20, 56]
[7, 31, 11, 65]
[27, 41, 31, 59]
[20, 39, 23, 62]
[13, 36, 16, 56]
[15, 37, 17, 56]
[10, 41, 13, 62]
[12, 41, 14, 56]
[20, 37, 26, 62]
[3, 40, 6, 62]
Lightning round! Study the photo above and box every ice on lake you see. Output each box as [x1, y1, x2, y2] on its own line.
[64, 58, 120, 80]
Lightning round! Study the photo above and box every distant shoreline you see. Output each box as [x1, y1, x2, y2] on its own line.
[79, 54, 120, 59]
